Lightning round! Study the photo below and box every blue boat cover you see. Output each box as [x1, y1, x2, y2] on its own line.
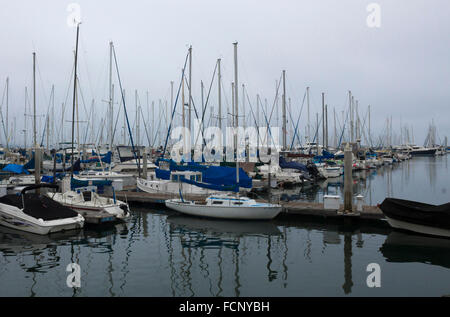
[279, 156, 309, 173]
[154, 158, 252, 190]
[71, 177, 112, 189]
[81, 151, 112, 164]
[2, 164, 30, 174]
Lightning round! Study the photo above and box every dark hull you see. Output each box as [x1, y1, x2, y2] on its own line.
[410, 149, 436, 156]
[379, 198, 450, 232]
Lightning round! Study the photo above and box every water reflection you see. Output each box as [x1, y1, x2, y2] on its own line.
[380, 231, 450, 269]
[0, 180, 449, 297]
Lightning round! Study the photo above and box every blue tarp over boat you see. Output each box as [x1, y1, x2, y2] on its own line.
[279, 156, 309, 173]
[2, 164, 30, 174]
[154, 158, 252, 191]
[81, 152, 112, 164]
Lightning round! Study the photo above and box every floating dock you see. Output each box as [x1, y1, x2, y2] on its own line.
[107, 190, 385, 223]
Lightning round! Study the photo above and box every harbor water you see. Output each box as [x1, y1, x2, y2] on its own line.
[0, 156, 449, 296]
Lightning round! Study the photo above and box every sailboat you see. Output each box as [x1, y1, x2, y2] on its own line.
[165, 43, 282, 220]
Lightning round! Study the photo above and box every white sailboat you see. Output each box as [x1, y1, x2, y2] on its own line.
[165, 43, 282, 220]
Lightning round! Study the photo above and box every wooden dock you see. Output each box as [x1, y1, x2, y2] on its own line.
[107, 190, 385, 223]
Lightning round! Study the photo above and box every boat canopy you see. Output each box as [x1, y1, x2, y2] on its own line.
[279, 156, 309, 173]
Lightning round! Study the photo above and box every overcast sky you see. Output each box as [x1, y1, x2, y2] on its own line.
[0, 0, 449, 147]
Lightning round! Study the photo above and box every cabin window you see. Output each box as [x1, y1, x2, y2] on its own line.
[233, 202, 244, 205]
[196, 175, 202, 182]
[190, 175, 195, 181]
[172, 175, 179, 181]
[212, 201, 223, 205]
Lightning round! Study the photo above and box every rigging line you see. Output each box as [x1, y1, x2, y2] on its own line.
[39, 86, 55, 147]
[56, 62, 75, 142]
[268, 73, 283, 125]
[244, 87, 264, 145]
[112, 44, 139, 167]
[161, 50, 190, 157]
[290, 90, 307, 150]
[82, 100, 95, 145]
[151, 108, 164, 148]
[79, 32, 96, 100]
[193, 61, 218, 149]
[139, 106, 151, 147]
[0, 82, 7, 144]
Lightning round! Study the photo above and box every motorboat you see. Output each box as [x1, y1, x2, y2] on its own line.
[379, 198, 450, 238]
[165, 194, 282, 220]
[0, 184, 85, 235]
[48, 188, 130, 221]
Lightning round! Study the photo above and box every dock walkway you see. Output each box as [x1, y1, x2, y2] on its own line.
[108, 190, 385, 222]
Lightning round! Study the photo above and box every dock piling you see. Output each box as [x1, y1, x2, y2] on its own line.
[344, 142, 353, 213]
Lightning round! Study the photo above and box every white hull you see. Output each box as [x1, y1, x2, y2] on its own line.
[165, 199, 282, 220]
[48, 191, 130, 220]
[385, 216, 450, 238]
[0, 203, 84, 235]
[137, 177, 222, 195]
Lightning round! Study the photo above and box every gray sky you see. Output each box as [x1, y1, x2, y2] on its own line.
[0, 0, 449, 147]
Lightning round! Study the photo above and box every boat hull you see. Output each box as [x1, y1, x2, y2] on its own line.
[165, 199, 282, 220]
[0, 203, 84, 235]
[385, 216, 450, 238]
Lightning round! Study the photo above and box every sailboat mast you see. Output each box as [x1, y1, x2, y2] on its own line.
[109, 41, 113, 152]
[70, 23, 80, 176]
[6, 77, 8, 149]
[233, 42, 239, 193]
[282, 70, 286, 150]
[306, 86, 310, 142]
[188, 46, 192, 133]
[24, 87, 27, 149]
[217, 58, 222, 131]
[33, 53, 37, 148]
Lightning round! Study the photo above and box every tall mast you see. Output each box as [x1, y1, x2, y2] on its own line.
[33, 53, 37, 148]
[282, 70, 286, 150]
[24, 87, 27, 149]
[306, 86, 310, 142]
[322, 92, 325, 149]
[233, 42, 239, 193]
[333, 107, 337, 148]
[70, 23, 80, 177]
[368, 105, 371, 147]
[325, 104, 328, 149]
[348, 90, 352, 142]
[109, 41, 113, 152]
[6, 77, 9, 149]
[188, 46, 192, 133]
[217, 58, 222, 131]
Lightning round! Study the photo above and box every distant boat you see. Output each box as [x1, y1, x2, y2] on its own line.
[379, 198, 450, 238]
[408, 145, 437, 156]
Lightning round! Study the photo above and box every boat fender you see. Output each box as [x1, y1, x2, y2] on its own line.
[38, 218, 44, 223]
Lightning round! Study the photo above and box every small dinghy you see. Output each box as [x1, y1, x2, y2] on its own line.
[0, 184, 85, 235]
[379, 198, 450, 238]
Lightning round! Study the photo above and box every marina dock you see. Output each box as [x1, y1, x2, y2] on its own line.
[107, 190, 385, 222]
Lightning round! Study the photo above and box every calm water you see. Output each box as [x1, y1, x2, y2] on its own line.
[0, 156, 449, 297]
